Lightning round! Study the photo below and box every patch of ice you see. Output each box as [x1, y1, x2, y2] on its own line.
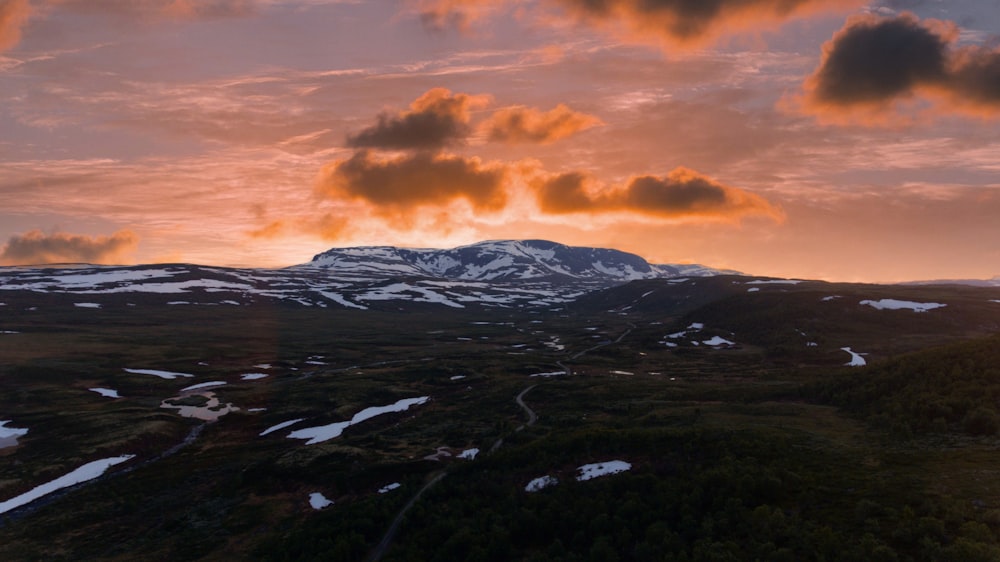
[449, 375, 467, 381]
[822, 296, 841, 301]
[123, 368, 194, 379]
[458, 448, 479, 460]
[252, 364, 273, 369]
[841, 347, 867, 367]
[525, 475, 558, 492]
[0, 455, 134, 515]
[378, 482, 401, 494]
[247, 408, 267, 412]
[89, 388, 120, 398]
[166, 301, 190, 305]
[260, 418, 305, 436]
[610, 370, 634, 375]
[73, 302, 101, 308]
[747, 288, 760, 292]
[687, 323, 704, 330]
[309, 492, 333, 510]
[663, 342, 678, 348]
[530, 371, 564, 378]
[287, 396, 430, 445]
[576, 460, 632, 481]
[305, 360, 327, 365]
[181, 381, 227, 392]
[860, 299, 946, 312]
[666, 331, 687, 339]
[240, 373, 269, 381]
[703, 336, 735, 347]
[0, 330, 19, 334]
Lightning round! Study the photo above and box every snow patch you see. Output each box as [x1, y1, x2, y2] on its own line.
[746, 279, 802, 285]
[576, 460, 632, 481]
[841, 347, 867, 367]
[73, 302, 101, 308]
[458, 448, 479, 460]
[860, 299, 946, 312]
[89, 388, 120, 398]
[0, 455, 134, 515]
[287, 396, 430, 445]
[703, 336, 735, 347]
[309, 492, 333, 510]
[378, 482, 401, 494]
[240, 373, 269, 381]
[260, 418, 305, 436]
[123, 368, 194, 379]
[530, 371, 564, 378]
[0, 420, 28, 439]
[525, 475, 558, 492]
[181, 381, 227, 392]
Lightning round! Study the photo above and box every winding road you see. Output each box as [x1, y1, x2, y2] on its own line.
[368, 322, 634, 559]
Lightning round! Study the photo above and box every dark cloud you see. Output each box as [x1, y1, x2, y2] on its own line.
[946, 47, 1000, 114]
[316, 150, 509, 215]
[533, 167, 782, 220]
[0, 0, 31, 53]
[482, 104, 602, 144]
[801, 13, 1000, 121]
[346, 88, 490, 151]
[0, 229, 138, 265]
[805, 13, 952, 107]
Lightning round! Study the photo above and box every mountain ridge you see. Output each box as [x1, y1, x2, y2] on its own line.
[302, 239, 735, 282]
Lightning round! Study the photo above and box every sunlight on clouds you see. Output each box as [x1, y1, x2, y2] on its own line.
[0, 0, 31, 53]
[0, 229, 138, 265]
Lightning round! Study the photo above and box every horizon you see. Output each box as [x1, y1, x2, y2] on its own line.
[1, 237, 996, 285]
[1, 1, 998, 283]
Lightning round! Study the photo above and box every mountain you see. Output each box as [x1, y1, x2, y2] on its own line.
[303, 239, 732, 282]
[0, 240, 730, 311]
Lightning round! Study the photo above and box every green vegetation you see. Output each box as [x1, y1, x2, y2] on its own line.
[1, 280, 999, 560]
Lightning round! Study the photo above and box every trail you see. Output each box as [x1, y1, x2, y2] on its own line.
[369, 322, 634, 558]
[367, 471, 448, 562]
[514, 384, 538, 431]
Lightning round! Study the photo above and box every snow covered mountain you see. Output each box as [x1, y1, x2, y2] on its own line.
[0, 240, 733, 311]
[303, 240, 730, 282]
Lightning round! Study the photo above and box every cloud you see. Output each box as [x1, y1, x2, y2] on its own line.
[411, 0, 511, 31]
[945, 46, 1000, 117]
[346, 88, 491, 151]
[799, 13, 1000, 122]
[0, 0, 32, 53]
[482, 104, 602, 144]
[0, 229, 138, 265]
[411, 0, 861, 47]
[46, 0, 257, 20]
[533, 167, 783, 221]
[553, 0, 860, 47]
[316, 150, 509, 216]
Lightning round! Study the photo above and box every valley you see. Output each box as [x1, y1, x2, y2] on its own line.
[1, 242, 1000, 560]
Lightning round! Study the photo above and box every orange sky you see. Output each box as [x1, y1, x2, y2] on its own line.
[0, 0, 998, 282]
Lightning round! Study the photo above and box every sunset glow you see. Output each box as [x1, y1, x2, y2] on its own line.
[1, 0, 998, 282]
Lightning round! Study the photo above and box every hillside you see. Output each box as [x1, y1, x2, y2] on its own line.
[1, 245, 1000, 560]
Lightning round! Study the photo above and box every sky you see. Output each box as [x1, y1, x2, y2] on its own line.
[0, 0, 998, 282]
